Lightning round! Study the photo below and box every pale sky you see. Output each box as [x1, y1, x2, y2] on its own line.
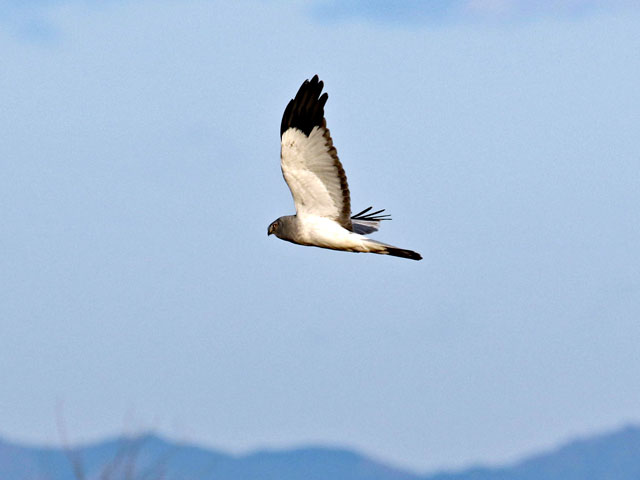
[1, 0, 639, 474]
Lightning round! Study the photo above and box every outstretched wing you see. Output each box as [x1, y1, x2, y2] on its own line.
[280, 75, 352, 229]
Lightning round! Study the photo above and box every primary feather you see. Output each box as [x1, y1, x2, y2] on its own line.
[350, 206, 391, 234]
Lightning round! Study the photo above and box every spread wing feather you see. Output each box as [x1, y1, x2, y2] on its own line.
[350, 206, 391, 235]
[280, 76, 352, 229]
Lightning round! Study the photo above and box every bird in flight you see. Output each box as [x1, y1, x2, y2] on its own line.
[268, 75, 422, 261]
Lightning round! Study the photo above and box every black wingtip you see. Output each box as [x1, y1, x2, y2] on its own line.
[351, 206, 392, 221]
[385, 247, 422, 261]
[281, 75, 328, 137]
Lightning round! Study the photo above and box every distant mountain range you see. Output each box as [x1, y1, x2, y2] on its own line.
[1, 425, 639, 480]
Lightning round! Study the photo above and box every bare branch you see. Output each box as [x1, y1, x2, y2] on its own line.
[55, 401, 86, 480]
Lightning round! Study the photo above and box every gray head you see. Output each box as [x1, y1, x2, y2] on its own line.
[267, 215, 298, 241]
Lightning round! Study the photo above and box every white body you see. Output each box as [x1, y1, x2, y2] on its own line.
[294, 214, 388, 254]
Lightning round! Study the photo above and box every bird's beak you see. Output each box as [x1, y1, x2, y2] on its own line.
[267, 225, 273, 236]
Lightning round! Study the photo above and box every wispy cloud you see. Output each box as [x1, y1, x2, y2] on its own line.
[0, 0, 121, 41]
[0, 1, 64, 42]
[462, 0, 634, 19]
[1, 0, 637, 43]
[312, 0, 637, 24]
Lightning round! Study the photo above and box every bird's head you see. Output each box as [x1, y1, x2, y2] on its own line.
[267, 219, 280, 236]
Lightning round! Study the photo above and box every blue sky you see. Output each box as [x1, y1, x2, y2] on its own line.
[312, 0, 635, 24]
[1, 0, 639, 473]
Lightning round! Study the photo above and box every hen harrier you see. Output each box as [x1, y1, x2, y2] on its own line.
[268, 75, 422, 261]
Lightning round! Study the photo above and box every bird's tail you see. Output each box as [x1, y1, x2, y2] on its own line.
[384, 246, 422, 261]
[364, 239, 422, 261]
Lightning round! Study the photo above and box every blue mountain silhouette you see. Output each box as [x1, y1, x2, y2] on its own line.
[1, 425, 639, 480]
